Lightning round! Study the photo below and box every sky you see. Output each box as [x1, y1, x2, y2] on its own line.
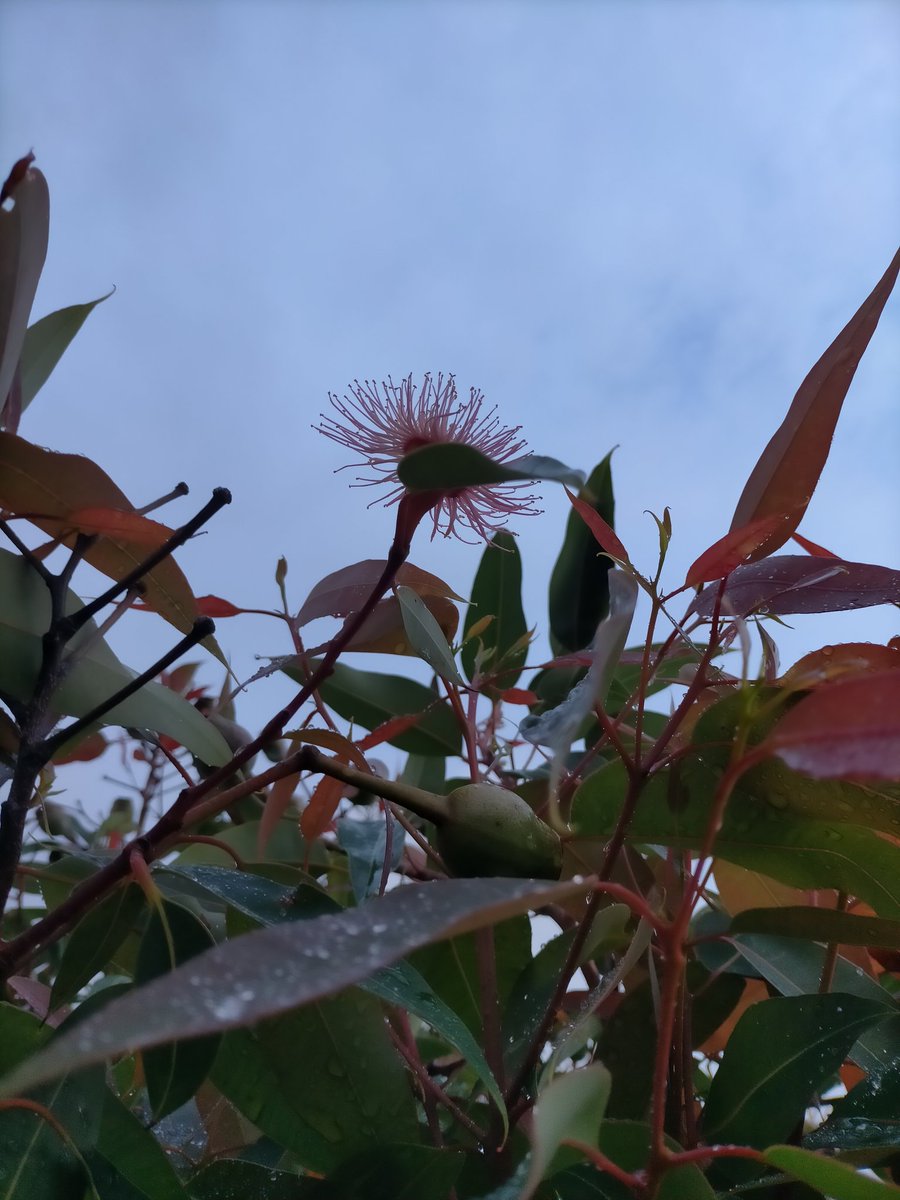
[1, 0, 898, 807]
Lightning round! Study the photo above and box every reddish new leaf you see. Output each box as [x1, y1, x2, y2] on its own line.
[731, 246, 900, 560]
[499, 688, 539, 706]
[0, 433, 224, 661]
[691, 555, 900, 619]
[357, 712, 428, 751]
[309, 594, 459, 657]
[767, 670, 900, 781]
[299, 774, 345, 842]
[564, 487, 629, 562]
[52, 730, 108, 764]
[792, 531, 838, 558]
[298, 559, 462, 626]
[781, 642, 900, 691]
[686, 513, 790, 587]
[195, 595, 245, 618]
[0, 157, 49, 412]
[64, 507, 173, 547]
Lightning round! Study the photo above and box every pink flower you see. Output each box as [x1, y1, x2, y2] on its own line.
[316, 373, 540, 541]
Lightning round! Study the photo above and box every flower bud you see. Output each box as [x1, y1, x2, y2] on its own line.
[436, 783, 562, 880]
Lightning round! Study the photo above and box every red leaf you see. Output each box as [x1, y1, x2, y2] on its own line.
[767, 670, 900, 781]
[65, 506, 173, 546]
[196, 595, 244, 618]
[499, 688, 539, 706]
[686, 514, 789, 587]
[300, 774, 345, 842]
[792, 531, 838, 558]
[691, 555, 900, 619]
[565, 487, 629, 562]
[357, 712, 425, 750]
[298, 559, 462, 626]
[781, 642, 900, 691]
[730, 246, 900, 561]
[53, 731, 107, 764]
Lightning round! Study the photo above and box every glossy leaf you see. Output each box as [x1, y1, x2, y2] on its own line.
[0, 158, 49, 410]
[730, 906, 900, 949]
[565, 486, 629, 563]
[0, 876, 589, 1095]
[730, 245, 900, 560]
[764, 1145, 899, 1198]
[523, 1064, 611, 1196]
[793, 530, 839, 557]
[298, 559, 461, 625]
[461, 530, 528, 685]
[781, 642, 900, 690]
[336, 813, 403, 902]
[212, 989, 418, 1174]
[88, 1087, 186, 1200]
[691, 554, 900, 618]
[284, 658, 460, 757]
[190, 1160, 308, 1199]
[323, 1145, 465, 1200]
[135, 902, 220, 1120]
[728, 933, 900, 1076]
[51, 883, 145, 1006]
[323, 593, 459, 657]
[549, 453, 616, 653]
[703, 994, 888, 1146]
[573, 759, 900, 918]
[0, 549, 230, 764]
[0, 1004, 105, 1200]
[397, 442, 583, 491]
[685, 513, 792, 587]
[19, 292, 113, 410]
[395, 584, 462, 681]
[0, 433, 223, 659]
[64, 506, 174, 546]
[767, 671, 900, 781]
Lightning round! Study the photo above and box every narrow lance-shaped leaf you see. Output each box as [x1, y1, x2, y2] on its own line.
[0, 876, 591, 1096]
[395, 584, 462, 682]
[0, 156, 49, 410]
[521, 1064, 611, 1198]
[730, 245, 900, 561]
[686, 513, 793, 587]
[691, 555, 900, 619]
[764, 1145, 900, 1200]
[549, 453, 617, 653]
[19, 291, 113, 410]
[461, 530, 528, 685]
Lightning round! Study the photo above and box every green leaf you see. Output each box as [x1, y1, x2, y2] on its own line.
[20, 293, 113, 410]
[551, 1121, 716, 1200]
[51, 884, 146, 1006]
[0, 160, 49, 410]
[461, 531, 528, 685]
[283, 658, 460, 757]
[160, 863, 322, 925]
[729, 933, 900, 1076]
[0, 548, 231, 766]
[730, 906, 900, 949]
[212, 990, 419, 1173]
[0, 1004, 105, 1200]
[336, 813, 403, 903]
[573, 759, 900, 918]
[808, 1059, 900, 1155]
[548, 453, 616, 654]
[395, 584, 462, 682]
[524, 1064, 611, 1195]
[397, 442, 584, 491]
[702, 993, 889, 1146]
[190, 1161, 307, 1199]
[409, 916, 533, 1040]
[764, 1145, 900, 1198]
[314, 1144, 465, 1200]
[134, 902, 221, 1120]
[87, 1089, 186, 1200]
[1, 877, 589, 1096]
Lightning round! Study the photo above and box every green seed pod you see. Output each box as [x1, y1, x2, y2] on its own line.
[436, 783, 562, 880]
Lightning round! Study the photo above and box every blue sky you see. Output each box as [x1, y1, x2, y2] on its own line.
[1, 1, 898, 792]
